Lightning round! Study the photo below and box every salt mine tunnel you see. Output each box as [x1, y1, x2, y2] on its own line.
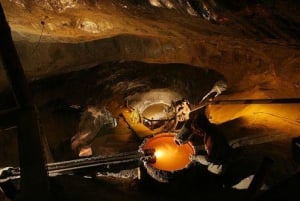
[0, 0, 300, 201]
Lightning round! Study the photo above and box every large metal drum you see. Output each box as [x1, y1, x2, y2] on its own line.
[139, 132, 195, 182]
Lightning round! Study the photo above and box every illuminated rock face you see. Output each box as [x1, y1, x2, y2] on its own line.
[0, 0, 299, 100]
[141, 133, 195, 171]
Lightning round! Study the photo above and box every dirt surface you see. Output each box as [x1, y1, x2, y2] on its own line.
[1, 61, 299, 201]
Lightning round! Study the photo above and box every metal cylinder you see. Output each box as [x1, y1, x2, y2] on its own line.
[139, 133, 195, 182]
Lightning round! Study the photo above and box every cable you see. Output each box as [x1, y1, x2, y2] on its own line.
[31, 20, 45, 56]
[253, 112, 300, 126]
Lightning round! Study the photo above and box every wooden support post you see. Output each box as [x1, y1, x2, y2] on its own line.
[0, 3, 51, 201]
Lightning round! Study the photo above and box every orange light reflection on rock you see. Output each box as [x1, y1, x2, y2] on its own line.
[142, 133, 195, 171]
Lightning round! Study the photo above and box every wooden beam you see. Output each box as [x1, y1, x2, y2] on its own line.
[0, 3, 51, 201]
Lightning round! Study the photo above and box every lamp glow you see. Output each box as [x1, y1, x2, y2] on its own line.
[154, 149, 163, 159]
[141, 133, 195, 171]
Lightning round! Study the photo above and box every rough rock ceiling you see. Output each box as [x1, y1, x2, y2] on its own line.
[0, 0, 300, 100]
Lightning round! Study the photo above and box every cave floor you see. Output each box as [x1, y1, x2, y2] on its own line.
[1, 63, 300, 201]
[37, 97, 300, 201]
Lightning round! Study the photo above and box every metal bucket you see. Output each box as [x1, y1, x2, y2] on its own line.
[139, 133, 195, 182]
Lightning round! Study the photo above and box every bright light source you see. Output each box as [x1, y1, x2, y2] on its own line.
[154, 149, 163, 158]
[141, 133, 195, 171]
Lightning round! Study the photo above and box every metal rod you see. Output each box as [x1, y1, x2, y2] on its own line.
[4, 151, 142, 180]
[212, 98, 300, 105]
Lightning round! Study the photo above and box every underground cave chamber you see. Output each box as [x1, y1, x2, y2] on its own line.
[0, 61, 300, 201]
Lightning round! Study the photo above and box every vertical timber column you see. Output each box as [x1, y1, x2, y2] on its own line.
[0, 3, 51, 201]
